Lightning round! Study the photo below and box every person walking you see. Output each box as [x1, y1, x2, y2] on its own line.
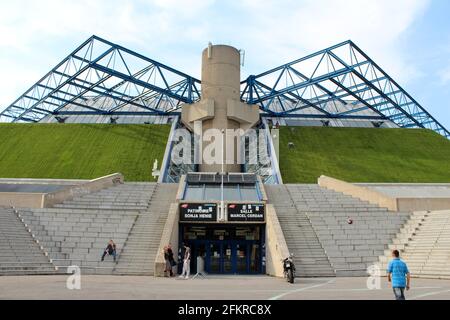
[179, 244, 191, 279]
[101, 239, 117, 262]
[387, 249, 411, 300]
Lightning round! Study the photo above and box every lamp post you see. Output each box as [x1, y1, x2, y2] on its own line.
[221, 129, 225, 221]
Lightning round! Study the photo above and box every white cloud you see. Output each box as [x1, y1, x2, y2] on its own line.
[439, 63, 450, 85]
[237, 0, 430, 81]
[0, 1, 213, 49]
[0, 0, 431, 110]
[0, 0, 215, 108]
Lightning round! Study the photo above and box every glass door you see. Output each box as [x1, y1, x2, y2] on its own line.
[235, 242, 248, 274]
[209, 242, 221, 273]
[206, 241, 235, 274]
[181, 225, 265, 275]
[223, 242, 233, 273]
[249, 243, 260, 273]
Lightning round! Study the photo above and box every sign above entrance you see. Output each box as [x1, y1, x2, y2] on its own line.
[227, 203, 265, 222]
[180, 203, 218, 222]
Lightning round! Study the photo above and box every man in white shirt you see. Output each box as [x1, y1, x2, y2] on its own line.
[179, 244, 191, 279]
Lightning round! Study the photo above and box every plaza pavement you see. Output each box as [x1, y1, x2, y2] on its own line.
[1, 275, 450, 300]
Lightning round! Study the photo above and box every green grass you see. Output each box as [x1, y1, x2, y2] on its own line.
[2, 124, 449, 183]
[0, 123, 170, 181]
[279, 126, 450, 183]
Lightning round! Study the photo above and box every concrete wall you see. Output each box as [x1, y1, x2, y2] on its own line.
[257, 176, 268, 201]
[318, 175, 398, 211]
[358, 183, 450, 198]
[43, 173, 123, 207]
[397, 198, 450, 212]
[0, 173, 123, 209]
[175, 175, 186, 200]
[0, 192, 45, 208]
[154, 202, 179, 277]
[265, 204, 290, 277]
[0, 178, 85, 185]
[318, 175, 450, 212]
[181, 44, 259, 173]
[159, 116, 180, 183]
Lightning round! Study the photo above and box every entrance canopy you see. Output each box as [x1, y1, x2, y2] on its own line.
[184, 173, 261, 201]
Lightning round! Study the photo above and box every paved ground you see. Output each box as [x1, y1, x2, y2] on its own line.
[1, 276, 450, 300]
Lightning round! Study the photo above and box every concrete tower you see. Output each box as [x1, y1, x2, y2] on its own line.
[182, 44, 259, 173]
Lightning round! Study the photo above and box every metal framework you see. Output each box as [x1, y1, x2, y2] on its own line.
[240, 40, 449, 138]
[1, 37, 448, 138]
[0, 35, 200, 123]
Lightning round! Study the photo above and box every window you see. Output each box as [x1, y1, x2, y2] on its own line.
[183, 183, 260, 201]
[240, 185, 259, 201]
[184, 184, 203, 200]
[223, 185, 240, 200]
[204, 185, 221, 200]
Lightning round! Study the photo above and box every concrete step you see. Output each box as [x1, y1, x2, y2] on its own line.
[377, 209, 450, 279]
[266, 184, 336, 277]
[113, 183, 176, 275]
[0, 208, 56, 275]
[267, 184, 411, 278]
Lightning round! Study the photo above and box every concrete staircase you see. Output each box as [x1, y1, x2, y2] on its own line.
[267, 184, 410, 277]
[0, 207, 56, 275]
[378, 210, 450, 279]
[53, 183, 154, 211]
[266, 185, 335, 277]
[114, 183, 179, 275]
[290, 184, 410, 276]
[18, 183, 157, 274]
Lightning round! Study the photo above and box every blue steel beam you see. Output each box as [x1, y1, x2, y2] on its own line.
[52, 80, 161, 113]
[242, 41, 450, 138]
[1, 37, 448, 139]
[264, 76, 394, 116]
[349, 41, 449, 137]
[56, 110, 182, 116]
[251, 79, 331, 116]
[327, 50, 421, 128]
[260, 113, 385, 120]
[0, 35, 200, 123]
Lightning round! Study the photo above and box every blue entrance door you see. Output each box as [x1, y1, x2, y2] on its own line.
[181, 224, 265, 274]
[205, 241, 231, 274]
[196, 240, 260, 274]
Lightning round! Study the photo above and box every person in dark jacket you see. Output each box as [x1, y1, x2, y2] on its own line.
[101, 239, 117, 262]
[163, 246, 171, 277]
[167, 244, 176, 276]
[163, 244, 176, 277]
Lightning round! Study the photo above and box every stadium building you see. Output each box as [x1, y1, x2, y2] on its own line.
[1, 36, 450, 278]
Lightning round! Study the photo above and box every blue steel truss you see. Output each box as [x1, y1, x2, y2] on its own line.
[241, 40, 449, 138]
[1, 37, 448, 138]
[0, 35, 200, 123]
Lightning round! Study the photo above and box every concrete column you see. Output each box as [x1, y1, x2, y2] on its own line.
[181, 44, 260, 173]
[201, 45, 240, 172]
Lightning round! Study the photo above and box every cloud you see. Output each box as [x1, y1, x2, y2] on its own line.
[0, 0, 215, 51]
[439, 63, 450, 85]
[0, 0, 431, 111]
[0, 0, 215, 108]
[236, 0, 430, 80]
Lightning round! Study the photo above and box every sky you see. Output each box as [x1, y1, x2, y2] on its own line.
[0, 0, 449, 129]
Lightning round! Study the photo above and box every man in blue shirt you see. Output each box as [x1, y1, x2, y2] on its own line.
[387, 250, 411, 300]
